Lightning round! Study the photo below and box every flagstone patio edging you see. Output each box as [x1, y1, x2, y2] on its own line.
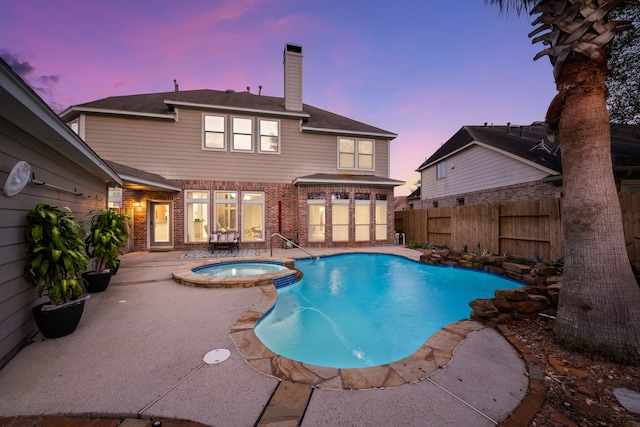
[229, 284, 487, 390]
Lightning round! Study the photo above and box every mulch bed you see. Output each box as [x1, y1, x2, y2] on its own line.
[502, 316, 640, 427]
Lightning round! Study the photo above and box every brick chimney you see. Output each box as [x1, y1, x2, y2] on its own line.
[283, 43, 303, 112]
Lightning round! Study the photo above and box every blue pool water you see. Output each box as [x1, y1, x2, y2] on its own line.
[255, 253, 520, 368]
[194, 262, 287, 277]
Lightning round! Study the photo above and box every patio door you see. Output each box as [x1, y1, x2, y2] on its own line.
[149, 202, 172, 248]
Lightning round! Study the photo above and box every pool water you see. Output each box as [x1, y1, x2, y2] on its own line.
[194, 262, 287, 277]
[255, 253, 520, 368]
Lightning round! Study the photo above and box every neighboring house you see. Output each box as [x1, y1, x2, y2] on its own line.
[416, 122, 640, 208]
[406, 186, 420, 210]
[393, 195, 408, 211]
[60, 44, 403, 251]
[0, 59, 121, 367]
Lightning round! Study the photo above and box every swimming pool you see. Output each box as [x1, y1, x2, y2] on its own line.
[255, 253, 520, 368]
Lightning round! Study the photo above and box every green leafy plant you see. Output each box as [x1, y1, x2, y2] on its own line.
[24, 204, 88, 305]
[85, 208, 131, 273]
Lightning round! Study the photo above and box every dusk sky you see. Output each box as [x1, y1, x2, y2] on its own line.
[0, 1, 557, 195]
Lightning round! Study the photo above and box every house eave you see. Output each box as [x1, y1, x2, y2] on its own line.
[60, 106, 177, 121]
[417, 140, 560, 176]
[119, 174, 182, 192]
[164, 100, 310, 119]
[293, 176, 404, 187]
[1, 62, 121, 186]
[301, 125, 397, 139]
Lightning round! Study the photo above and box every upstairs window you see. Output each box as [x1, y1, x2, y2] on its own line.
[69, 118, 79, 134]
[338, 138, 374, 170]
[259, 119, 280, 153]
[436, 161, 447, 179]
[204, 115, 226, 150]
[232, 117, 253, 151]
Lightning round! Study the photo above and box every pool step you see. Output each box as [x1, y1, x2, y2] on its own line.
[256, 380, 313, 426]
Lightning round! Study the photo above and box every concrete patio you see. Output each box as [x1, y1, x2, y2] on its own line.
[0, 246, 530, 426]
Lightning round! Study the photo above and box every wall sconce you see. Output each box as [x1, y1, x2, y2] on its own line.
[134, 201, 141, 208]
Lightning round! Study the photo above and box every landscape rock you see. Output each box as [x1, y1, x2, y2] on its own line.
[495, 288, 530, 302]
[511, 298, 551, 314]
[468, 298, 499, 318]
[503, 262, 532, 274]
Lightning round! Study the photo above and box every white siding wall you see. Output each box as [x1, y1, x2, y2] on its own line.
[421, 145, 551, 200]
[0, 118, 106, 366]
[83, 109, 391, 181]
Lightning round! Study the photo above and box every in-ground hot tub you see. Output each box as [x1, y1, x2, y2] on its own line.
[172, 257, 299, 288]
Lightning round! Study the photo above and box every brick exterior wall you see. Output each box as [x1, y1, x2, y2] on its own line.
[421, 180, 560, 209]
[124, 180, 396, 251]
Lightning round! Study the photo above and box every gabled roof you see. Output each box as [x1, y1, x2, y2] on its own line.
[417, 123, 640, 174]
[60, 89, 397, 139]
[104, 160, 181, 192]
[417, 124, 562, 174]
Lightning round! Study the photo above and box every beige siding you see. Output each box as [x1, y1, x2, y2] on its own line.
[284, 53, 303, 112]
[421, 145, 551, 200]
[0, 118, 106, 366]
[84, 109, 391, 181]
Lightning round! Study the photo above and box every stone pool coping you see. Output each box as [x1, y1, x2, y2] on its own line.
[229, 283, 487, 390]
[172, 256, 297, 288]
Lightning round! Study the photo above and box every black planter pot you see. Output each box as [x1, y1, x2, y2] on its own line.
[32, 298, 87, 339]
[83, 271, 112, 293]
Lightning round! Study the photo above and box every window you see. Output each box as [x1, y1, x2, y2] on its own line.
[338, 138, 374, 170]
[259, 119, 280, 153]
[358, 140, 373, 169]
[375, 195, 387, 240]
[214, 191, 237, 233]
[332, 193, 349, 242]
[307, 193, 326, 242]
[457, 197, 465, 206]
[232, 117, 253, 151]
[242, 192, 264, 241]
[185, 191, 209, 243]
[355, 193, 370, 241]
[69, 118, 79, 135]
[204, 115, 225, 150]
[108, 188, 122, 208]
[436, 161, 447, 179]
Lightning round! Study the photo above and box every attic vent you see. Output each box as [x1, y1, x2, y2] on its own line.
[225, 89, 235, 93]
[286, 44, 302, 53]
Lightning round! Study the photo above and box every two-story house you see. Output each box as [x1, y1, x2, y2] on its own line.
[416, 122, 640, 208]
[60, 44, 403, 251]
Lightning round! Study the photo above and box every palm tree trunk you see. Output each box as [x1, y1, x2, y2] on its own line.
[554, 55, 640, 364]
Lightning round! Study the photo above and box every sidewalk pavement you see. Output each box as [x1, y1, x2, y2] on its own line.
[0, 246, 529, 426]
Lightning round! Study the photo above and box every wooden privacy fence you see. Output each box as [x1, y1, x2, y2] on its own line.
[395, 193, 640, 264]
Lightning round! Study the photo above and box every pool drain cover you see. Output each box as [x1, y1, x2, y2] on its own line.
[203, 348, 231, 365]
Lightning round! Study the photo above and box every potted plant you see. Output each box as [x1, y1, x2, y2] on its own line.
[24, 204, 90, 338]
[83, 208, 130, 292]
